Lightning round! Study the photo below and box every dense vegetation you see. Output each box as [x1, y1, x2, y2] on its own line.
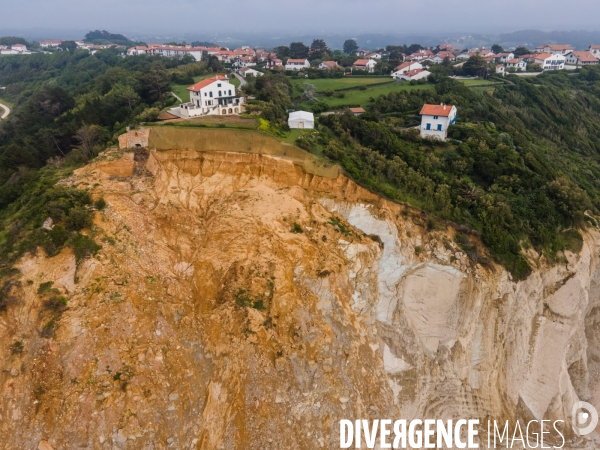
[304, 69, 600, 278]
[0, 47, 211, 267]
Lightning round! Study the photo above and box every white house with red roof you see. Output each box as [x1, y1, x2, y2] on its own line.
[127, 44, 203, 61]
[391, 62, 423, 78]
[506, 58, 526, 70]
[127, 46, 149, 56]
[431, 51, 456, 64]
[285, 59, 310, 70]
[590, 45, 600, 59]
[420, 103, 457, 140]
[366, 52, 383, 59]
[535, 44, 574, 55]
[40, 40, 63, 48]
[407, 49, 434, 61]
[534, 53, 566, 70]
[175, 75, 244, 118]
[352, 59, 377, 73]
[267, 58, 283, 69]
[396, 68, 430, 82]
[319, 61, 340, 70]
[564, 51, 598, 66]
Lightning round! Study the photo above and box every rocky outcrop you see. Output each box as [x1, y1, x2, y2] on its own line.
[0, 144, 599, 449]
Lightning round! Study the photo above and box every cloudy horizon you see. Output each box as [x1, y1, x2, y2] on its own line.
[2, 0, 600, 39]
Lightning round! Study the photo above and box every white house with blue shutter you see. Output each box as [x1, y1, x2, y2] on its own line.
[419, 103, 457, 140]
[176, 75, 245, 118]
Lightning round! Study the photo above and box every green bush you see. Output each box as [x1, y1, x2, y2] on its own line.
[291, 222, 303, 233]
[65, 207, 93, 231]
[69, 233, 101, 262]
[94, 198, 107, 210]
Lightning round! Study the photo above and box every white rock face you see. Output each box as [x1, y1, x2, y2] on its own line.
[320, 198, 600, 443]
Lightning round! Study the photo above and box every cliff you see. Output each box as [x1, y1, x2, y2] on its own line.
[1, 130, 599, 449]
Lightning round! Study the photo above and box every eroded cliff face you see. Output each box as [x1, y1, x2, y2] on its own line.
[1, 147, 599, 449]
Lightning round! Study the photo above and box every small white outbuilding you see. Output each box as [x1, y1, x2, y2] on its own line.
[288, 111, 315, 129]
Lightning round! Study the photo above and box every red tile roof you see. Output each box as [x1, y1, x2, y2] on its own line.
[349, 107, 366, 114]
[187, 75, 228, 92]
[420, 104, 454, 117]
[591, 45, 600, 49]
[287, 59, 308, 63]
[353, 59, 372, 66]
[568, 51, 598, 62]
[395, 61, 420, 71]
[546, 44, 573, 50]
[404, 68, 425, 77]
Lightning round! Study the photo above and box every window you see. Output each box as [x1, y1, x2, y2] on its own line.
[217, 83, 221, 87]
[218, 91, 222, 96]
[437, 124, 442, 131]
[228, 90, 232, 96]
[433, 115, 439, 120]
[209, 92, 213, 97]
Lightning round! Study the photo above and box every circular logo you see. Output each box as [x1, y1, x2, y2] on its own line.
[571, 401, 599, 436]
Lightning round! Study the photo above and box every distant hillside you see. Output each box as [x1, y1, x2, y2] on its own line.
[498, 29, 600, 50]
[83, 30, 142, 47]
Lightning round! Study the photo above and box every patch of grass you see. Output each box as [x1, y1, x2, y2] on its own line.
[299, 82, 433, 109]
[328, 216, 351, 235]
[290, 77, 393, 93]
[562, 229, 584, 253]
[291, 222, 303, 233]
[171, 74, 214, 102]
[69, 233, 101, 262]
[38, 281, 58, 295]
[235, 289, 266, 310]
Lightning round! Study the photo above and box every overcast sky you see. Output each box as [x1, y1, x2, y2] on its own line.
[2, 0, 600, 36]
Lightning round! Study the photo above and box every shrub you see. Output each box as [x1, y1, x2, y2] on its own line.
[94, 198, 107, 210]
[44, 295, 68, 312]
[65, 207, 93, 231]
[291, 222, 303, 233]
[10, 340, 24, 354]
[69, 233, 101, 262]
[38, 281, 58, 295]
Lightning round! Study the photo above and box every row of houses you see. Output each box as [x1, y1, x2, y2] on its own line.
[0, 44, 30, 55]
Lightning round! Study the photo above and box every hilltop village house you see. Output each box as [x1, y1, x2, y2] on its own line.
[564, 51, 599, 66]
[420, 103, 457, 140]
[285, 59, 310, 71]
[175, 75, 244, 118]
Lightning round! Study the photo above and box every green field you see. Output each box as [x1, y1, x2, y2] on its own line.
[309, 82, 434, 108]
[458, 79, 500, 86]
[171, 74, 240, 102]
[290, 77, 393, 93]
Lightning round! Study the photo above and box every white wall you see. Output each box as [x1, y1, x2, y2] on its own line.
[420, 107, 457, 140]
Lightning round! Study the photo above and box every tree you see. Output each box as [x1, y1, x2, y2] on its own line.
[491, 44, 504, 54]
[463, 55, 489, 78]
[74, 124, 104, 161]
[343, 39, 359, 55]
[300, 83, 318, 103]
[310, 39, 330, 61]
[289, 42, 309, 59]
[274, 46, 290, 59]
[514, 46, 532, 57]
[59, 41, 78, 52]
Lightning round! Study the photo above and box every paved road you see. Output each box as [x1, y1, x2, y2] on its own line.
[232, 71, 248, 87]
[0, 101, 9, 120]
